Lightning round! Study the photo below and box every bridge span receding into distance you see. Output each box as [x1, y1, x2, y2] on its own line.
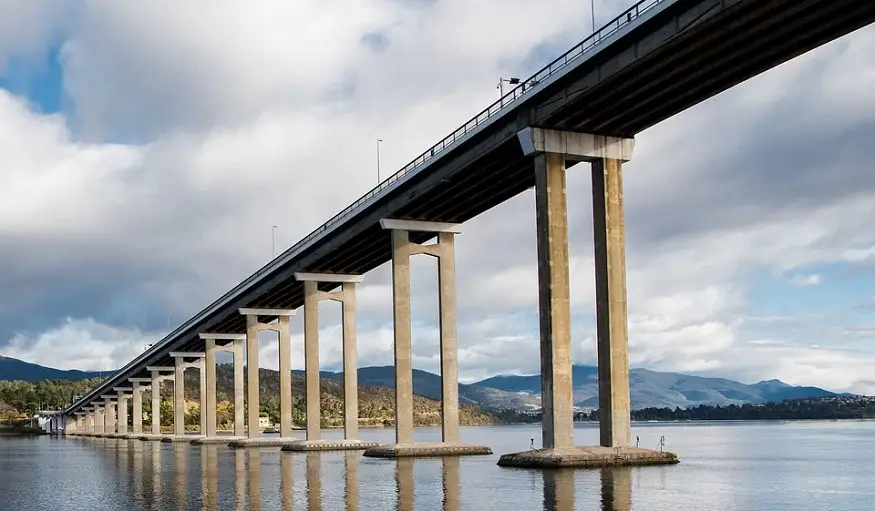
[55, 0, 875, 467]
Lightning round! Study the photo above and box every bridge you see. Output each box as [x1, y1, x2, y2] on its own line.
[55, 0, 875, 467]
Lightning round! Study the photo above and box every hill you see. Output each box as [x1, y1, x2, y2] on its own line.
[473, 366, 837, 410]
[0, 356, 103, 382]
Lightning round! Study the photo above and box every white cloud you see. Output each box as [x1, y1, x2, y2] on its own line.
[788, 274, 822, 287]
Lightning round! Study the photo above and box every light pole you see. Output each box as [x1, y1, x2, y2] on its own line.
[272, 225, 277, 258]
[591, 0, 596, 34]
[497, 77, 521, 97]
[376, 138, 384, 184]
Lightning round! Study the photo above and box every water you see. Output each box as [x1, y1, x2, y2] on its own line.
[1, 421, 873, 510]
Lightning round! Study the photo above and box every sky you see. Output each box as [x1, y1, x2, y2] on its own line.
[1, 0, 874, 394]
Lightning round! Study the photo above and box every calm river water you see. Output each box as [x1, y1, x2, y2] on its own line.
[1, 421, 873, 510]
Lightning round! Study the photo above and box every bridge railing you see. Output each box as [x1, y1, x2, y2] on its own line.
[65, 0, 668, 413]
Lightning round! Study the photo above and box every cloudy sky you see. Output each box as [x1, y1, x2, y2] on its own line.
[1, 0, 874, 394]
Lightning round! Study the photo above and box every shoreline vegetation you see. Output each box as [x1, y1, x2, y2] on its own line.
[2, 372, 872, 430]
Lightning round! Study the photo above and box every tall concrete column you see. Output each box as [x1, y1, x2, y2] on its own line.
[278, 315, 293, 438]
[534, 151, 574, 450]
[390, 229, 414, 445]
[233, 338, 245, 437]
[204, 340, 218, 437]
[174, 358, 186, 436]
[341, 281, 358, 440]
[104, 399, 116, 434]
[151, 371, 162, 435]
[198, 358, 207, 435]
[117, 394, 129, 435]
[94, 407, 104, 434]
[437, 231, 460, 443]
[303, 281, 321, 441]
[592, 158, 631, 448]
[245, 314, 260, 439]
[132, 383, 143, 434]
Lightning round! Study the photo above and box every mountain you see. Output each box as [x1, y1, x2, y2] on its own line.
[472, 366, 839, 410]
[0, 356, 104, 382]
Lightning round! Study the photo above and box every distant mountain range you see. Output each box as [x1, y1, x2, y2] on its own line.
[0, 356, 104, 382]
[0, 355, 838, 410]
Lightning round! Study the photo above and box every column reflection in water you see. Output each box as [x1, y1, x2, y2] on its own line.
[600, 468, 632, 511]
[248, 449, 262, 511]
[442, 458, 460, 511]
[234, 449, 246, 511]
[542, 469, 575, 511]
[202, 445, 219, 511]
[306, 452, 322, 511]
[151, 442, 163, 504]
[280, 453, 294, 511]
[345, 451, 359, 511]
[132, 440, 144, 497]
[172, 444, 188, 507]
[396, 458, 414, 511]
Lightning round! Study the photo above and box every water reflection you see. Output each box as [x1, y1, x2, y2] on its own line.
[542, 469, 576, 511]
[396, 458, 414, 511]
[202, 446, 218, 510]
[600, 468, 632, 511]
[281, 452, 294, 511]
[307, 452, 322, 511]
[442, 458, 460, 511]
[345, 452, 358, 511]
[172, 444, 187, 506]
[234, 449, 245, 511]
[151, 442, 162, 504]
[248, 450, 261, 510]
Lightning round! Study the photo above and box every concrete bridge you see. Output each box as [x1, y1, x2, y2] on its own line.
[57, 0, 875, 468]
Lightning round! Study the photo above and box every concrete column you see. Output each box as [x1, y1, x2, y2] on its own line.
[233, 338, 245, 437]
[342, 282, 358, 440]
[246, 314, 260, 439]
[199, 358, 207, 435]
[391, 229, 414, 444]
[592, 158, 631, 448]
[105, 400, 116, 433]
[151, 371, 161, 435]
[534, 151, 574, 450]
[304, 281, 321, 441]
[278, 315, 293, 438]
[437, 231, 460, 443]
[174, 358, 186, 436]
[94, 407, 104, 434]
[117, 395, 129, 435]
[205, 340, 218, 437]
[132, 384, 143, 434]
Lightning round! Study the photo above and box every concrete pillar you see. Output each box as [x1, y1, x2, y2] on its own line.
[391, 229, 414, 445]
[233, 338, 245, 437]
[117, 394, 129, 435]
[278, 315, 293, 438]
[341, 282, 358, 440]
[437, 231, 460, 443]
[151, 371, 162, 435]
[246, 314, 260, 439]
[199, 358, 207, 435]
[95, 407, 104, 434]
[132, 384, 143, 434]
[592, 158, 632, 448]
[205, 340, 218, 437]
[303, 281, 321, 441]
[534, 151, 574, 450]
[105, 400, 116, 433]
[174, 358, 186, 436]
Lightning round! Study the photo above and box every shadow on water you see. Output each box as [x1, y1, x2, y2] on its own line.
[541, 467, 632, 511]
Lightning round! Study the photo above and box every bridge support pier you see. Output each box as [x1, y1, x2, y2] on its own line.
[117, 391, 129, 436]
[363, 220, 491, 458]
[229, 309, 300, 448]
[102, 397, 116, 437]
[163, 354, 206, 442]
[498, 128, 677, 468]
[191, 334, 247, 445]
[281, 273, 379, 452]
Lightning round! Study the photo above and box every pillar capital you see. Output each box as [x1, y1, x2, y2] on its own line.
[379, 218, 462, 233]
[146, 366, 175, 373]
[238, 308, 296, 317]
[517, 127, 634, 162]
[113, 387, 133, 393]
[170, 352, 206, 358]
[129, 378, 152, 383]
[294, 272, 363, 283]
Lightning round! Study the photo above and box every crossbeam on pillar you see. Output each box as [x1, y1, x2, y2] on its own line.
[146, 366, 175, 373]
[170, 352, 206, 358]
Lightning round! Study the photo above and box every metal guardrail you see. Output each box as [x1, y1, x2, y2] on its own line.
[65, 0, 667, 413]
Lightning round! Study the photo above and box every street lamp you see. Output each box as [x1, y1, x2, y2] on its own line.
[272, 225, 278, 258]
[497, 77, 521, 97]
[376, 138, 384, 184]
